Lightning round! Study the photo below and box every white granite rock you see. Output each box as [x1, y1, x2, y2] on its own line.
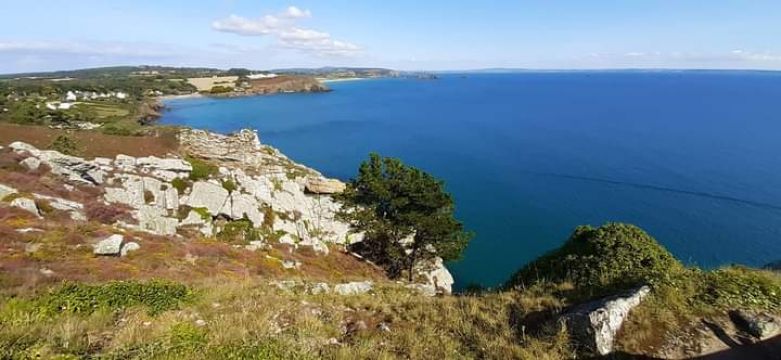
[120, 241, 140, 256]
[0, 183, 17, 199]
[334, 281, 373, 295]
[11, 197, 40, 217]
[20, 157, 41, 170]
[186, 181, 229, 215]
[94, 234, 124, 256]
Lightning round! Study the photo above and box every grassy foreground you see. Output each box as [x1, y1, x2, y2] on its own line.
[1, 224, 779, 359]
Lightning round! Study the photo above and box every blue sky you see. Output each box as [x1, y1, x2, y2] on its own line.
[1, 0, 780, 73]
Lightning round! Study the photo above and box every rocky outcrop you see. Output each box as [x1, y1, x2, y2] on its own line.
[2, 128, 455, 286]
[245, 75, 329, 95]
[9, 141, 105, 185]
[11, 197, 40, 217]
[731, 310, 781, 339]
[560, 285, 650, 356]
[305, 177, 346, 194]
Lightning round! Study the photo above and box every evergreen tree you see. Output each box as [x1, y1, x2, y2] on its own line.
[337, 153, 472, 281]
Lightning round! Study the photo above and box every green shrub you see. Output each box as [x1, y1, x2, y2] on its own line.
[508, 223, 682, 299]
[171, 177, 190, 195]
[222, 179, 238, 193]
[217, 218, 261, 244]
[193, 207, 211, 221]
[35, 280, 192, 316]
[186, 155, 218, 181]
[50, 135, 80, 156]
[209, 85, 233, 94]
[696, 266, 781, 311]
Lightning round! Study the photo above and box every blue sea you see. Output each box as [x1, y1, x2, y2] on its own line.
[161, 72, 781, 290]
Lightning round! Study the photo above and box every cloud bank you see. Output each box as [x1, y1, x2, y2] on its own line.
[212, 6, 361, 57]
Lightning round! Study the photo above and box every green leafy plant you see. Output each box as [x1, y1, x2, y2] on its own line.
[507, 223, 683, 299]
[337, 153, 472, 281]
[171, 177, 191, 195]
[50, 134, 80, 156]
[186, 155, 218, 181]
[222, 179, 238, 193]
[217, 218, 261, 244]
[35, 280, 192, 316]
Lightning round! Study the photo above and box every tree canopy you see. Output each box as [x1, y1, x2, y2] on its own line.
[337, 153, 471, 281]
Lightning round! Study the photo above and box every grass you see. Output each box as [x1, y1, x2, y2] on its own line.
[0, 281, 573, 359]
[186, 155, 218, 181]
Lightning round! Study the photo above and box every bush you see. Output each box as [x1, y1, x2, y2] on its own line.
[186, 155, 218, 181]
[171, 177, 190, 195]
[222, 179, 237, 193]
[35, 280, 192, 316]
[508, 223, 682, 299]
[50, 135, 80, 156]
[217, 218, 260, 244]
[209, 85, 233, 94]
[696, 266, 781, 311]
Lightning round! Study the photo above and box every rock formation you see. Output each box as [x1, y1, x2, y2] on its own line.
[1, 128, 453, 293]
[560, 285, 650, 355]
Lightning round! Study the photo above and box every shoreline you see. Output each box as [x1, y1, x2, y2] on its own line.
[157, 93, 205, 101]
[318, 77, 375, 83]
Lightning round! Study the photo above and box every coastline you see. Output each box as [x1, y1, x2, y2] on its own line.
[158, 93, 204, 101]
[318, 77, 374, 83]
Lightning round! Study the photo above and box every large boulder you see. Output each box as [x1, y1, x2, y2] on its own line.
[11, 197, 40, 217]
[104, 175, 146, 208]
[334, 281, 373, 295]
[420, 257, 455, 294]
[136, 156, 192, 173]
[186, 181, 229, 215]
[229, 192, 263, 225]
[10, 142, 105, 185]
[136, 206, 178, 235]
[731, 310, 781, 339]
[305, 177, 346, 194]
[560, 285, 651, 356]
[93, 234, 124, 256]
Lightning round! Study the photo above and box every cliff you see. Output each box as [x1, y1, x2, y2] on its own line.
[243, 75, 329, 95]
[1, 128, 780, 359]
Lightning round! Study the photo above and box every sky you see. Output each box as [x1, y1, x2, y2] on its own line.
[1, 0, 780, 73]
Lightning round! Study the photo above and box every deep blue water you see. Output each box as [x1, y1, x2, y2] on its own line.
[161, 72, 781, 290]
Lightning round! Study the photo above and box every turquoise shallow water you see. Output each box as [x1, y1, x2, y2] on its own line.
[161, 72, 781, 290]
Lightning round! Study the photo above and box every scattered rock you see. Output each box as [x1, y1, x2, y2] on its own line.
[310, 282, 330, 295]
[20, 157, 41, 170]
[731, 310, 781, 339]
[0, 183, 17, 199]
[39, 268, 55, 277]
[560, 285, 651, 356]
[406, 283, 437, 297]
[16, 228, 43, 233]
[282, 260, 301, 269]
[11, 197, 40, 217]
[93, 234, 124, 256]
[120, 242, 140, 257]
[136, 206, 178, 236]
[195, 319, 207, 327]
[245, 240, 267, 251]
[334, 281, 373, 295]
[378, 322, 391, 332]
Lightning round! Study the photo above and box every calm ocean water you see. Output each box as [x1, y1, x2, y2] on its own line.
[161, 72, 781, 290]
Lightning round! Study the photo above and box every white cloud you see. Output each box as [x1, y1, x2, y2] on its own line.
[0, 40, 176, 58]
[211, 6, 361, 57]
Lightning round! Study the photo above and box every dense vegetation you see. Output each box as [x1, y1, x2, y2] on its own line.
[509, 223, 683, 299]
[337, 153, 472, 281]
